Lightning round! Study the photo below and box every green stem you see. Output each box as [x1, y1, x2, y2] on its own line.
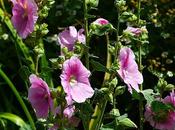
[137, 0, 143, 129]
[0, 68, 36, 130]
[0, 8, 35, 72]
[89, 34, 112, 130]
[35, 55, 40, 75]
[83, 0, 90, 69]
[0, 0, 5, 11]
[114, 5, 120, 59]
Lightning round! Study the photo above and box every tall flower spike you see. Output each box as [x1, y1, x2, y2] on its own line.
[28, 74, 53, 118]
[117, 47, 143, 93]
[58, 26, 85, 51]
[60, 56, 94, 103]
[11, 0, 38, 39]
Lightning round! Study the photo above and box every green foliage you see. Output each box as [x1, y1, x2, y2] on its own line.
[0, 113, 31, 130]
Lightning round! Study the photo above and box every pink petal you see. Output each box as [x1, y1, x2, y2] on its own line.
[70, 82, 94, 103]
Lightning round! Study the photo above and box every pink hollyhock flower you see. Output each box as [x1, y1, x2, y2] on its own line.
[63, 105, 75, 119]
[58, 26, 85, 51]
[60, 56, 94, 103]
[28, 74, 53, 118]
[117, 47, 143, 93]
[145, 105, 175, 129]
[124, 26, 142, 36]
[11, 0, 38, 39]
[93, 18, 109, 25]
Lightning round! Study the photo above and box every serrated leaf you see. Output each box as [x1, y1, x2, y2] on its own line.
[141, 89, 155, 105]
[151, 101, 170, 113]
[118, 118, 137, 128]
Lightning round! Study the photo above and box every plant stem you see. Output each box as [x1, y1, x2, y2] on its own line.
[0, 68, 36, 130]
[137, 0, 143, 129]
[0, 0, 5, 11]
[83, 0, 90, 69]
[89, 34, 112, 130]
[35, 55, 40, 75]
[114, 5, 120, 59]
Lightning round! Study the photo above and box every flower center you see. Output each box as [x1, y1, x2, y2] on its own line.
[69, 75, 77, 87]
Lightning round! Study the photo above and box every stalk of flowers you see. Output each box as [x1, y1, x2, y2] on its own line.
[144, 91, 175, 130]
[11, 0, 38, 39]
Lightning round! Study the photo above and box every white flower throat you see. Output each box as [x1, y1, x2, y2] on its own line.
[70, 75, 77, 86]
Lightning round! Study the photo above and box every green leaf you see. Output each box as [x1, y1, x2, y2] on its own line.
[86, 0, 99, 7]
[100, 121, 116, 130]
[118, 117, 137, 128]
[141, 89, 155, 105]
[109, 109, 120, 117]
[0, 113, 26, 128]
[90, 60, 108, 72]
[151, 101, 170, 113]
[115, 86, 125, 96]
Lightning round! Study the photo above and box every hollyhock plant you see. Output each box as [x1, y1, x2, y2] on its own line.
[11, 0, 38, 39]
[117, 47, 143, 92]
[58, 26, 85, 51]
[60, 56, 94, 103]
[28, 74, 53, 118]
[144, 92, 175, 130]
[93, 18, 109, 25]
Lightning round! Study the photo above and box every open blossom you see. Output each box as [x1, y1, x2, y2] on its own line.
[11, 0, 38, 39]
[58, 26, 85, 51]
[60, 57, 94, 103]
[145, 92, 175, 130]
[93, 18, 109, 25]
[117, 47, 143, 92]
[28, 74, 53, 118]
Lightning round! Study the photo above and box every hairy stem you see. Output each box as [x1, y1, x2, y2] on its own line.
[0, 68, 36, 130]
[89, 34, 112, 130]
[137, 0, 143, 129]
[83, 0, 90, 69]
[114, 5, 120, 59]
